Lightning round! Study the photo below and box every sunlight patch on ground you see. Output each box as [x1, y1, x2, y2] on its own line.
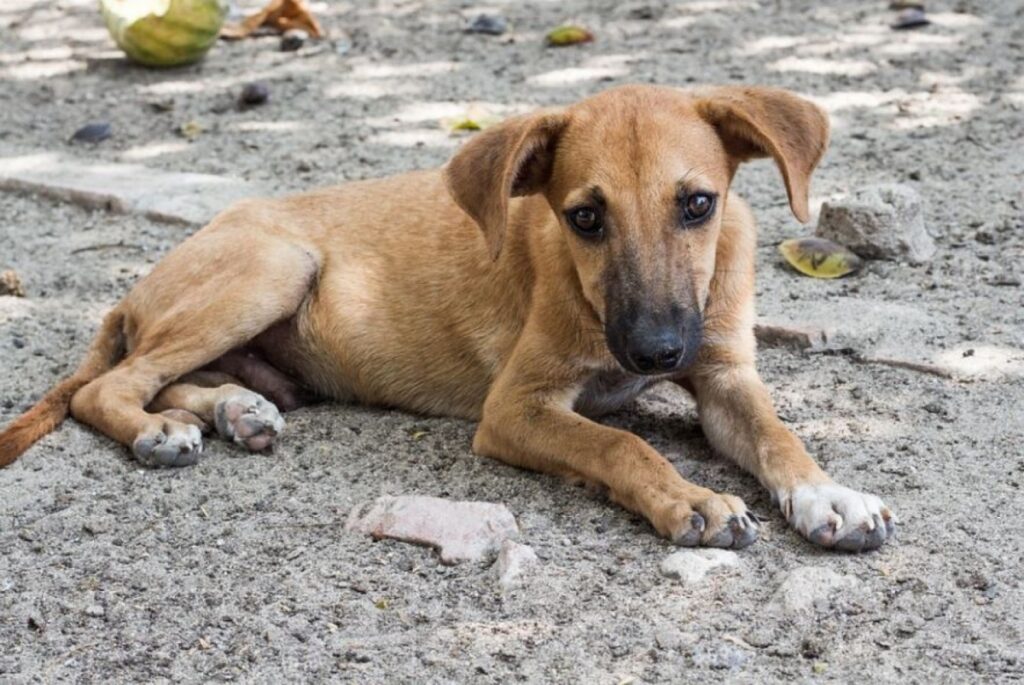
[367, 128, 457, 149]
[879, 32, 961, 56]
[672, 0, 758, 12]
[769, 56, 876, 77]
[1, 59, 86, 80]
[927, 11, 985, 28]
[810, 90, 898, 113]
[118, 141, 191, 161]
[528, 53, 643, 88]
[349, 60, 461, 80]
[739, 35, 808, 55]
[324, 80, 423, 100]
[935, 345, 1024, 380]
[891, 88, 982, 129]
[230, 121, 306, 133]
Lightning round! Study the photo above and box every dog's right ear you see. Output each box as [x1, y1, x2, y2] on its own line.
[444, 110, 567, 260]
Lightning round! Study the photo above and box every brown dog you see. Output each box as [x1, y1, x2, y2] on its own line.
[0, 85, 895, 552]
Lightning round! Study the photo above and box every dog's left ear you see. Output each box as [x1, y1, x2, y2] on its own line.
[445, 110, 568, 260]
[693, 87, 830, 223]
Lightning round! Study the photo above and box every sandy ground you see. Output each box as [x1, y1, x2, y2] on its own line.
[1, 0, 1023, 682]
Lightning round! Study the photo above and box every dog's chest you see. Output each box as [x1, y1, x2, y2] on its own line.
[574, 369, 662, 417]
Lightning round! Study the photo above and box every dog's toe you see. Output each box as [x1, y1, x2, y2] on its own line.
[214, 391, 285, 452]
[670, 512, 705, 547]
[133, 423, 203, 468]
[695, 494, 759, 549]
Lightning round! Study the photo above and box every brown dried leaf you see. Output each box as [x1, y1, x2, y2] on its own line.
[221, 0, 323, 40]
[0, 270, 25, 297]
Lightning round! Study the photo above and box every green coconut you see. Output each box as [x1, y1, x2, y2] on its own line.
[100, 0, 228, 68]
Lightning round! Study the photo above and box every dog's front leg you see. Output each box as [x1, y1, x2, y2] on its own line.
[474, 361, 758, 548]
[686, 363, 896, 551]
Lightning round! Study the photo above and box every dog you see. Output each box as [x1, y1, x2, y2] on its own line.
[0, 85, 895, 552]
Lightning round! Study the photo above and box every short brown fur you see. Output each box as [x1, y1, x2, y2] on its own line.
[0, 85, 894, 551]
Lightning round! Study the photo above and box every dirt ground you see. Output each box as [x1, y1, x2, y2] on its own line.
[1, 0, 1023, 682]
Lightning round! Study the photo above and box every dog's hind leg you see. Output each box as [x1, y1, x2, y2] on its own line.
[69, 221, 321, 467]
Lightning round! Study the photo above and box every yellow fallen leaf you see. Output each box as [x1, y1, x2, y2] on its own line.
[178, 120, 204, 140]
[779, 237, 862, 279]
[440, 106, 502, 135]
[545, 24, 594, 47]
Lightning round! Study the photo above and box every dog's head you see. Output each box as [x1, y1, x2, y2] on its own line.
[445, 85, 829, 375]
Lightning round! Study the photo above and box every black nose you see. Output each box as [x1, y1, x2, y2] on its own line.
[627, 335, 685, 374]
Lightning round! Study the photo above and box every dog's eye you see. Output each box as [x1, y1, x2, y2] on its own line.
[567, 206, 603, 238]
[681, 193, 716, 226]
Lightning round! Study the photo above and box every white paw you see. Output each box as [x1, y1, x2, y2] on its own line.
[132, 423, 203, 468]
[778, 483, 896, 552]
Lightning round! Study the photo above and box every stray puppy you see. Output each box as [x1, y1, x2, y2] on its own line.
[0, 85, 895, 552]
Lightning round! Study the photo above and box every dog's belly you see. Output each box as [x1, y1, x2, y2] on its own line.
[260, 281, 501, 421]
[575, 370, 661, 417]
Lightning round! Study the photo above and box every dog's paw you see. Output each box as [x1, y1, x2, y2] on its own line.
[664, 493, 759, 549]
[780, 483, 896, 552]
[132, 422, 203, 468]
[214, 391, 285, 451]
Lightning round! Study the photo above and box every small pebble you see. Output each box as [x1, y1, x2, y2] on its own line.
[891, 8, 930, 29]
[281, 29, 307, 52]
[70, 122, 111, 144]
[27, 613, 45, 633]
[239, 82, 270, 107]
[84, 605, 105, 617]
[464, 14, 507, 35]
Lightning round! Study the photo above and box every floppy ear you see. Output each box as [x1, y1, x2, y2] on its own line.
[693, 86, 830, 223]
[444, 110, 567, 260]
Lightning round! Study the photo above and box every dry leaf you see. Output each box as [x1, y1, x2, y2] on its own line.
[178, 120, 204, 140]
[0, 270, 25, 297]
[545, 25, 594, 47]
[221, 0, 323, 40]
[440, 106, 502, 134]
[779, 237, 862, 279]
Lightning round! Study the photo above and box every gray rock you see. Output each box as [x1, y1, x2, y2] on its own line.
[495, 540, 538, 591]
[0, 146, 265, 227]
[654, 625, 698, 651]
[345, 495, 519, 564]
[659, 548, 739, 584]
[464, 14, 507, 35]
[771, 566, 859, 614]
[84, 604, 105, 617]
[816, 184, 935, 264]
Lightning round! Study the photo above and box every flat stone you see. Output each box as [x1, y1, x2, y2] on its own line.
[660, 548, 739, 584]
[654, 625, 699, 651]
[0, 147, 265, 227]
[495, 539, 539, 591]
[770, 566, 859, 614]
[755, 320, 827, 350]
[816, 183, 935, 264]
[345, 495, 519, 564]
[757, 299, 1024, 380]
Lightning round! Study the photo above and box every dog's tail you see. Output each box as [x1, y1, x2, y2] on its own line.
[0, 310, 125, 467]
